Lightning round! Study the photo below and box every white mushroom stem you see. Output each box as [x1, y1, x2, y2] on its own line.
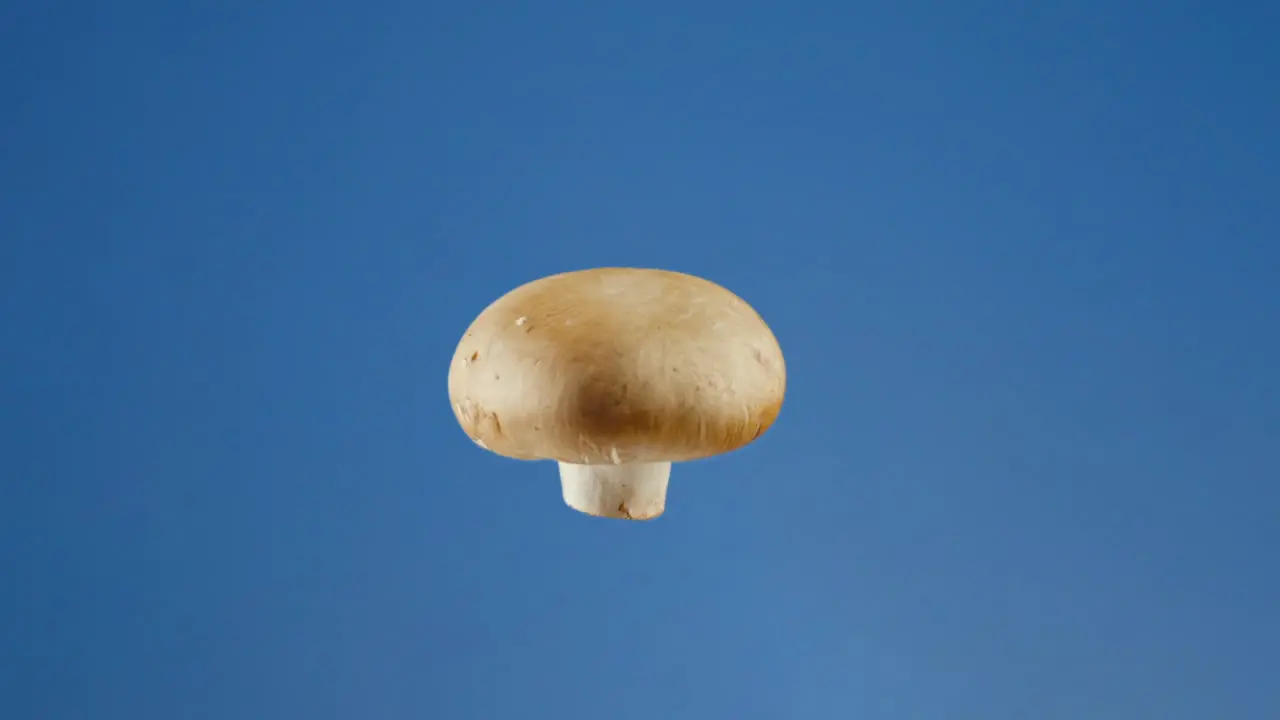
[557, 461, 672, 520]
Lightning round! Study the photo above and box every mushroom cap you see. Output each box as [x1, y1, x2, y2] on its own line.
[448, 268, 786, 465]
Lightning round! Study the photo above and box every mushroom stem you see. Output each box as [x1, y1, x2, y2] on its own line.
[557, 461, 672, 520]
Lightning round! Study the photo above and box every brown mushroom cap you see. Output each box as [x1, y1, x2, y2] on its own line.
[448, 267, 786, 465]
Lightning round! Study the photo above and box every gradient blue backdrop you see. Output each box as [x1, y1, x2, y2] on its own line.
[4, 1, 1278, 718]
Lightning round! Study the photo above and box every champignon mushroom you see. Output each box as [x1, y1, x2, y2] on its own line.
[448, 267, 786, 520]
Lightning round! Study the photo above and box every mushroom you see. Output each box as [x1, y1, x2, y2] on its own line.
[447, 267, 786, 520]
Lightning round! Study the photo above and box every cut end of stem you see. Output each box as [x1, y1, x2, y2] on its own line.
[557, 461, 672, 520]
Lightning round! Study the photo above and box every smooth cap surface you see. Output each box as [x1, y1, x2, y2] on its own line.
[448, 267, 786, 464]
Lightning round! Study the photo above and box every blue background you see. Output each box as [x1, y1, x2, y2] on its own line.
[4, 1, 1278, 718]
